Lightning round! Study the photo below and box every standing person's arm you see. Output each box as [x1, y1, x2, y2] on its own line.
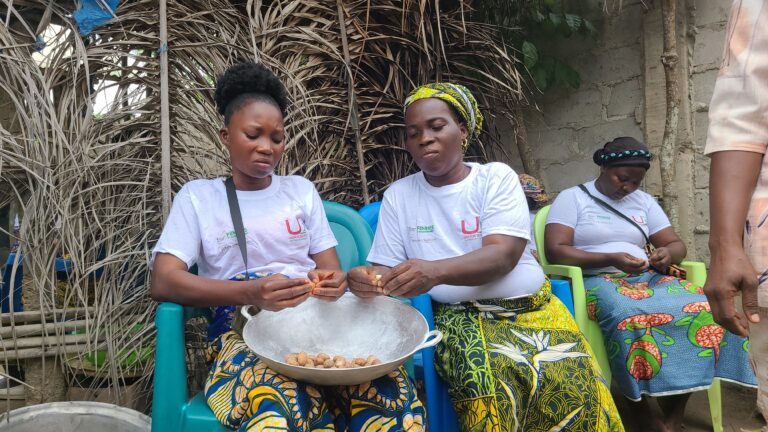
[703, 0, 768, 337]
[704, 151, 762, 337]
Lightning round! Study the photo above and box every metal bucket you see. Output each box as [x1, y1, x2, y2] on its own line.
[240, 293, 442, 385]
[0, 402, 150, 432]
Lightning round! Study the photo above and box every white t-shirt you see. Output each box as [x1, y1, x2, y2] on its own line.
[528, 210, 539, 257]
[367, 162, 545, 304]
[152, 176, 338, 280]
[546, 180, 671, 274]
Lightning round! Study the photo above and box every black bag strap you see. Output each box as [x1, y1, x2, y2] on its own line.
[578, 184, 651, 246]
[224, 177, 250, 281]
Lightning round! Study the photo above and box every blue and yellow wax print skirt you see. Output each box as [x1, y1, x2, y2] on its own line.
[203, 273, 425, 431]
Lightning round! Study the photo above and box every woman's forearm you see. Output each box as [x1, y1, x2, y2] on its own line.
[547, 245, 615, 269]
[432, 242, 524, 287]
[664, 240, 687, 264]
[709, 151, 763, 255]
[151, 267, 250, 307]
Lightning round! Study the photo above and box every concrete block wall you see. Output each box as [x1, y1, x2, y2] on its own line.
[688, 0, 729, 263]
[505, 0, 730, 263]
[520, 0, 646, 193]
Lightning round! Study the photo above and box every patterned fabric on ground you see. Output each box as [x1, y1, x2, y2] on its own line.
[433, 280, 624, 432]
[205, 331, 426, 431]
[584, 271, 757, 401]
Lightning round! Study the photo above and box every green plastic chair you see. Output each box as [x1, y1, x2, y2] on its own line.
[151, 201, 374, 432]
[534, 204, 722, 432]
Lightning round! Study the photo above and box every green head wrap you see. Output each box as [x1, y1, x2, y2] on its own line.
[404, 83, 484, 151]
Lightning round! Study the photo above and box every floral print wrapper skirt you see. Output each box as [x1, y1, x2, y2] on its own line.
[584, 270, 756, 401]
[434, 280, 624, 432]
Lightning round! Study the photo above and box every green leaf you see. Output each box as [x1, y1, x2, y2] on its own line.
[522, 41, 538, 69]
[582, 19, 597, 36]
[675, 316, 693, 326]
[548, 12, 563, 28]
[531, 66, 549, 91]
[698, 349, 713, 357]
[556, 63, 581, 89]
[565, 14, 582, 32]
[531, 9, 546, 23]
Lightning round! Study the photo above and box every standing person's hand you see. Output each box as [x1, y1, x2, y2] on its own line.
[307, 269, 347, 301]
[347, 266, 389, 298]
[610, 253, 649, 274]
[381, 259, 441, 298]
[648, 247, 672, 273]
[704, 247, 760, 337]
[244, 274, 312, 311]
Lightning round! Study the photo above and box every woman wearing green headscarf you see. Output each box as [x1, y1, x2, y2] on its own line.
[348, 83, 623, 431]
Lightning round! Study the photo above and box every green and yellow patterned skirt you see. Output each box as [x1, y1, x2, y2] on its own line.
[434, 280, 624, 432]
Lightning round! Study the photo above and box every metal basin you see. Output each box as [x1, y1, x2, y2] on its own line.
[0, 402, 149, 432]
[240, 293, 441, 386]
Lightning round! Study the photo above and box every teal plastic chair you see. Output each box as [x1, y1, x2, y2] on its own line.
[151, 201, 374, 432]
[534, 204, 723, 432]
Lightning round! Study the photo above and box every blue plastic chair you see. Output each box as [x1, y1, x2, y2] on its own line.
[357, 201, 382, 234]
[152, 201, 400, 431]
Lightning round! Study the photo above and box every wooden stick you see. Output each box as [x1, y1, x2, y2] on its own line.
[1, 344, 101, 361]
[0, 319, 88, 339]
[2, 333, 104, 350]
[0, 304, 137, 325]
[159, 0, 172, 221]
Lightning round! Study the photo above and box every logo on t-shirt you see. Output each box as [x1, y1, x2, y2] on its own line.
[461, 216, 481, 240]
[285, 218, 308, 241]
[631, 215, 647, 225]
[216, 228, 247, 251]
[408, 224, 436, 243]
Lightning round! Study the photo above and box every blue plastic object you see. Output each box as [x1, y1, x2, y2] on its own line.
[1, 253, 23, 313]
[549, 279, 575, 316]
[152, 201, 379, 432]
[410, 294, 460, 432]
[73, 0, 119, 36]
[357, 201, 382, 234]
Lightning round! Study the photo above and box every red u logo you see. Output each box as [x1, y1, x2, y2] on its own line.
[285, 218, 303, 235]
[461, 216, 480, 234]
[631, 216, 646, 224]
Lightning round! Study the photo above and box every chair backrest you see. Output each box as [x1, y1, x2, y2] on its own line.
[533, 205, 552, 267]
[358, 202, 382, 233]
[322, 201, 374, 271]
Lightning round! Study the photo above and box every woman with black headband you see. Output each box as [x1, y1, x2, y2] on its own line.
[545, 137, 755, 431]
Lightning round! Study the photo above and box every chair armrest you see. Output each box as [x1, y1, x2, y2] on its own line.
[680, 261, 707, 287]
[542, 264, 588, 336]
[152, 302, 189, 432]
[542, 264, 612, 383]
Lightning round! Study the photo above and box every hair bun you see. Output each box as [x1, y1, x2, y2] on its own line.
[592, 148, 605, 165]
